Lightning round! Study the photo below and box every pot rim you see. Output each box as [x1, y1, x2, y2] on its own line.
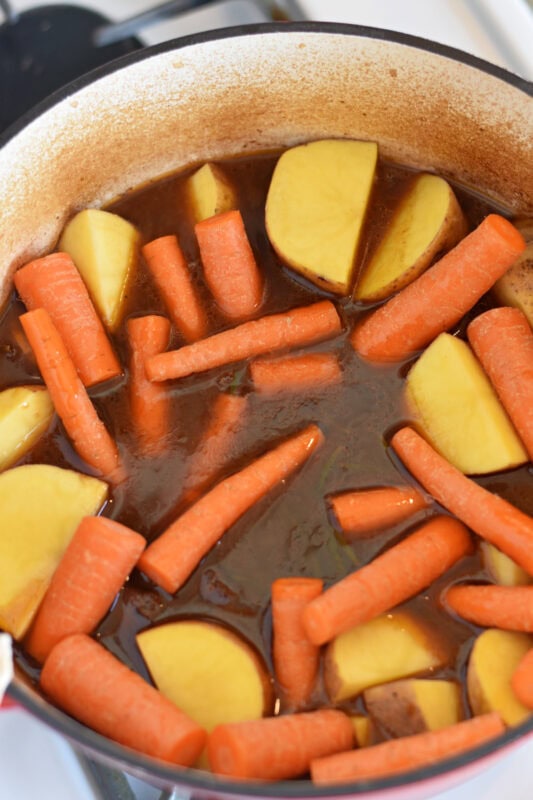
[4, 19, 533, 796]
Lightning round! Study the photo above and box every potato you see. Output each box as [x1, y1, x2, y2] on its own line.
[354, 174, 467, 302]
[467, 628, 531, 725]
[349, 714, 375, 747]
[59, 208, 139, 331]
[481, 542, 532, 587]
[265, 139, 378, 294]
[492, 241, 533, 328]
[405, 332, 527, 474]
[186, 162, 237, 222]
[0, 386, 54, 471]
[0, 465, 107, 639]
[364, 679, 463, 738]
[324, 611, 446, 702]
[514, 216, 533, 242]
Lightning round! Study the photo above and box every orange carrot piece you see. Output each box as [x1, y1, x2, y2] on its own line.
[195, 209, 263, 320]
[25, 516, 146, 663]
[142, 235, 207, 342]
[272, 577, 323, 710]
[444, 585, 533, 633]
[181, 392, 247, 505]
[127, 315, 172, 455]
[511, 649, 533, 709]
[40, 634, 206, 765]
[146, 300, 342, 382]
[391, 426, 533, 576]
[302, 516, 471, 646]
[310, 712, 504, 784]
[14, 252, 121, 386]
[467, 307, 533, 460]
[251, 352, 342, 395]
[20, 308, 122, 480]
[330, 485, 429, 538]
[208, 709, 354, 780]
[351, 215, 526, 362]
[139, 424, 324, 593]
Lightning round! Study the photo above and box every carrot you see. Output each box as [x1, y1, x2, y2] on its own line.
[467, 307, 533, 460]
[181, 392, 247, 505]
[146, 300, 342, 382]
[302, 516, 472, 646]
[310, 712, 504, 784]
[511, 649, 533, 709]
[127, 315, 172, 455]
[195, 209, 263, 319]
[250, 352, 342, 395]
[19, 308, 122, 480]
[207, 708, 354, 780]
[330, 485, 429, 538]
[142, 235, 207, 342]
[271, 577, 323, 710]
[351, 215, 526, 362]
[25, 516, 146, 663]
[444, 584, 533, 633]
[391, 426, 533, 576]
[138, 424, 324, 593]
[14, 252, 121, 386]
[40, 634, 206, 765]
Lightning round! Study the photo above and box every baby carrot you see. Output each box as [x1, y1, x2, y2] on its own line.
[351, 215, 525, 362]
[272, 577, 323, 710]
[444, 585, 533, 633]
[127, 315, 172, 455]
[208, 709, 354, 780]
[146, 300, 342, 382]
[468, 307, 533, 460]
[142, 235, 207, 342]
[40, 634, 206, 765]
[302, 516, 471, 646]
[250, 352, 342, 395]
[310, 712, 504, 784]
[195, 209, 263, 319]
[25, 516, 146, 663]
[330, 485, 429, 538]
[14, 252, 121, 386]
[139, 424, 324, 593]
[391, 427, 533, 576]
[511, 649, 533, 709]
[20, 308, 122, 480]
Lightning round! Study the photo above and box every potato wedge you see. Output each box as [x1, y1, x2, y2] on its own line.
[265, 139, 378, 294]
[514, 216, 533, 242]
[349, 715, 376, 747]
[0, 386, 54, 471]
[59, 208, 139, 331]
[405, 332, 527, 474]
[324, 611, 446, 702]
[467, 628, 531, 725]
[0, 465, 107, 639]
[492, 241, 533, 328]
[364, 679, 463, 738]
[481, 542, 532, 587]
[186, 162, 237, 222]
[354, 174, 467, 302]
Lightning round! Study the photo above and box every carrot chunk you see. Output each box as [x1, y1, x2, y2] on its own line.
[351, 215, 526, 362]
[303, 516, 472, 646]
[208, 709, 354, 780]
[444, 584, 533, 632]
[250, 352, 342, 395]
[511, 649, 533, 709]
[25, 516, 145, 662]
[14, 252, 121, 386]
[40, 634, 206, 765]
[330, 485, 429, 538]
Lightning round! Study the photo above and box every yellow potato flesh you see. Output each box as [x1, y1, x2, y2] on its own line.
[364, 679, 462, 737]
[349, 715, 374, 747]
[324, 612, 445, 702]
[0, 465, 107, 639]
[187, 162, 237, 222]
[59, 208, 139, 331]
[265, 139, 378, 294]
[467, 629, 531, 726]
[493, 243, 533, 328]
[405, 333, 527, 474]
[481, 542, 532, 587]
[355, 174, 466, 301]
[0, 386, 54, 471]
